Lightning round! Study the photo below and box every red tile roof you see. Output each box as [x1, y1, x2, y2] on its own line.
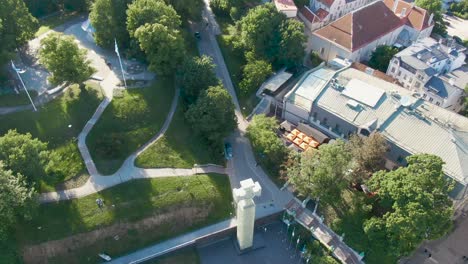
[314, 1, 403, 51]
[299, 6, 318, 23]
[383, 0, 433, 30]
[316, 8, 329, 21]
[317, 0, 335, 7]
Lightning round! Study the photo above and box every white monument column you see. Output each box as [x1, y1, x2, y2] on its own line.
[233, 178, 262, 250]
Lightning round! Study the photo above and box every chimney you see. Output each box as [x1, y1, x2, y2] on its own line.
[428, 13, 434, 25]
[400, 7, 407, 17]
[392, 0, 399, 13]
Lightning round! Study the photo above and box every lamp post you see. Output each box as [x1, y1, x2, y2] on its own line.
[114, 39, 127, 89]
[11, 60, 37, 111]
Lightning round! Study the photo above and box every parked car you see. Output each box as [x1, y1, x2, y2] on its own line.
[194, 32, 201, 39]
[224, 142, 233, 160]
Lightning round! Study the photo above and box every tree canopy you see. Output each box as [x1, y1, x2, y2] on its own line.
[0, 163, 36, 241]
[134, 23, 185, 75]
[89, 0, 132, 49]
[368, 45, 399, 72]
[126, 0, 181, 38]
[0, 130, 52, 183]
[416, 0, 446, 35]
[164, 0, 204, 20]
[287, 140, 352, 206]
[39, 32, 95, 85]
[239, 54, 272, 97]
[185, 85, 237, 146]
[347, 133, 388, 182]
[180, 55, 219, 104]
[364, 154, 453, 257]
[246, 114, 287, 175]
[234, 3, 306, 67]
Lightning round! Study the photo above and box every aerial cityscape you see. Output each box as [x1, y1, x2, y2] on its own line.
[0, 0, 466, 263]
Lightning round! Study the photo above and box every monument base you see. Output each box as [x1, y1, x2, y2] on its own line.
[233, 232, 265, 255]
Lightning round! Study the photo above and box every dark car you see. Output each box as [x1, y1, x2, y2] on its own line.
[224, 142, 233, 160]
[194, 32, 201, 39]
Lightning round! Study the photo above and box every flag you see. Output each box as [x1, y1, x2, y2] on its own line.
[297, 237, 300, 245]
[11, 60, 18, 72]
[114, 39, 120, 57]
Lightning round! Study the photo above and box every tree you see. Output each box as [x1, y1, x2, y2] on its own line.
[293, 0, 309, 8]
[347, 133, 389, 182]
[39, 33, 95, 85]
[278, 19, 306, 67]
[180, 55, 219, 104]
[450, 0, 468, 19]
[0, 130, 51, 183]
[134, 23, 185, 75]
[89, 0, 131, 48]
[246, 114, 287, 176]
[287, 140, 352, 207]
[364, 154, 453, 257]
[0, 0, 38, 76]
[185, 85, 237, 146]
[164, 0, 204, 20]
[368, 45, 399, 72]
[126, 0, 180, 38]
[0, 163, 36, 241]
[239, 54, 272, 97]
[234, 3, 284, 62]
[416, 0, 446, 36]
[460, 84, 468, 117]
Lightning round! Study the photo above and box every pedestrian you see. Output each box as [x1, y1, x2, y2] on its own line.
[428, 253, 431, 258]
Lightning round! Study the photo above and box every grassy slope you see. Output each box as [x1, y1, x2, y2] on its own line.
[17, 174, 233, 263]
[35, 12, 81, 37]
[135, 100, 223, 168]
[87, 79, 174, 175]
[0, 83, 103, 192]
[0, 90, 38, 107]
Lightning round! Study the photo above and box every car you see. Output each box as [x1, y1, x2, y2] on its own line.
[194, 32, 201, 39]
[224, 142, 233, 160]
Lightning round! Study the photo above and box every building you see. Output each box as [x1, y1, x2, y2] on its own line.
[387, 37, 466, 111]
[298, 0, 377, 31]
[274, 0, 298, 18]
[281, 63, 468, 198]
[309, 0, 434, 62]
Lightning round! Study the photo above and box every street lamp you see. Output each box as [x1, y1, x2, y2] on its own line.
[114, 39, 127, 89]
[11, 60, 37, 111]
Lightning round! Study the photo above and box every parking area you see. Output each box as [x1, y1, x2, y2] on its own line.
[444, 15, 468, 40]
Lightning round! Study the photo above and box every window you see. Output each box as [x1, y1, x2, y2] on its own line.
[313, 112, 318, 121]
[415, 82, 421, 88]
[391, 67, 396, 73]
[334, 124, 340, 133]
[409, 77, 413, 83]
[359, 129, 370, 136]
[397, 155, 404, 163]
[422, 93, 427, 98]
[320, 47, 325, 55]
[403, 74, 407, 80]
[436, 102, 440, 106]
[397, 70, 402, 76]
[429, 97, 433, 102]
[322, 117, 328, 126]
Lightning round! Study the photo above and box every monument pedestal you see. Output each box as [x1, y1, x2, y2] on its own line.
[233, 232, 266, 255]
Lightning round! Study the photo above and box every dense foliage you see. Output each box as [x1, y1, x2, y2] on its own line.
[450, 0, 468, 19]
[368, 45, 399, 73]
[239, 54, 272, 97]
[24, 0, 92, 17]
[180, 55, 219, 104]
[185, 85, 237, 147]
[364, 154, 453, 257]
[39, 32, 95, 85]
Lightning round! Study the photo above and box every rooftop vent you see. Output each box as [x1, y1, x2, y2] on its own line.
[365, 67, 375, 75]
[400, 95, 412, 108]
[346, 99, 360, 109]
[417, 54, 422, 59]
[429, 57, 437, 63]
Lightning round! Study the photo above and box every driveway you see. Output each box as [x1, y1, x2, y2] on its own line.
[444, 15, 468, 40]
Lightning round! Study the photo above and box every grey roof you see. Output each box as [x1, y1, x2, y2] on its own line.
[440, 66, 468, 90]
[399, 56, 437, 76]
[286, 67, 468, 184]
[424, 76, 459, 99]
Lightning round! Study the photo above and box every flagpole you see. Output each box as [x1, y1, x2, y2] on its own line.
[11, 60, 37, 111]
[114, 39, 127, 89]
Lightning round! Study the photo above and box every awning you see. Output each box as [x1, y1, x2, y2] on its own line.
[297, 123, 329, 143]
[280, 120, 296, 131]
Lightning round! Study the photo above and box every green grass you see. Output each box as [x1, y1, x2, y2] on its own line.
[0, 90, 38, 107]
[135, 100, 224, 169]
[35, 12, 81, 37]
[0, 83, 103, 192]
[17, 174, 233, 263]
[146, 247, 200, 264]
[216, 18, 259, 116]
[87, 79, 175, 175]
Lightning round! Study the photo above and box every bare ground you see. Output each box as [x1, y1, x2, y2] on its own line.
[23, 205, 212, 264]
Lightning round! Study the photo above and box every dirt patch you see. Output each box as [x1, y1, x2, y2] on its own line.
[22, 205, 212, 264]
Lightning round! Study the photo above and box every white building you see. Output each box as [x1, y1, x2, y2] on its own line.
[387, 37, 466, 111]
[274, 0, 298, 18]
[298, 0, 377, 31]
[309, 0, 434, 63]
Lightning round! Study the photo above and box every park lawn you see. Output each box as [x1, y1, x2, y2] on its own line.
[146, 247, 200, 264]
[135, 101, 224, 169]
[87, 78, 175, 175]
[0, 90, 38, 107]
[0, 83, 103, 192]
[35, 12, 81, 37]
[17, 174, 233, 263]
[216, 19, 258, 117]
